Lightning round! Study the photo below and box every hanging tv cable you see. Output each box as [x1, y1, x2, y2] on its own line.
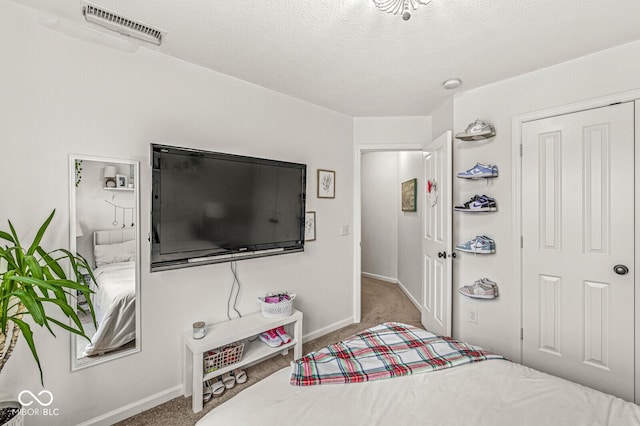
[227, 261, 242, 320]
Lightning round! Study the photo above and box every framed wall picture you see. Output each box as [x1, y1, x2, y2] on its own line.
[317, 169, 335, 198]
[401, 178, 417, 212]
[305, 211, 316, 241]
[116, 174, 128, 189]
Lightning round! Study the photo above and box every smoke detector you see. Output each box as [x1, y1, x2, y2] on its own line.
[82, 1, 165, 45]
[443, 78, 462, 90]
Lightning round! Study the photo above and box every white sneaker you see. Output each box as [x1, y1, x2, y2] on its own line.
[459, 279, 498, 299]
[480, 278, 499, 297]
[455, 119, 496, 141]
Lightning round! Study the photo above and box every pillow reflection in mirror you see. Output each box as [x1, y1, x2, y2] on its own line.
[94, 239, 136, 267]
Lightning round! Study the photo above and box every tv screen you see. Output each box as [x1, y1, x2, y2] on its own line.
[151, 144, 306, 271]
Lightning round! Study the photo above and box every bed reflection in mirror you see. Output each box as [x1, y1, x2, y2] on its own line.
[69, 155, 140, 370]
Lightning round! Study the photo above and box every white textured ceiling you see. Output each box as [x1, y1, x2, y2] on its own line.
[13, 0, 640, 116]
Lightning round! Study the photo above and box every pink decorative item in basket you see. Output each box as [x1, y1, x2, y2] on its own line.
[258, 293, 296, 318]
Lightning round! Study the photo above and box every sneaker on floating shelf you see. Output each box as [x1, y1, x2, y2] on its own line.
[454, 194, 497, 212]
[457, 163, 498, 179]
[458, 278, 499, 299]
[480, 278, 499, 297]
[455, 119, 496, 141]
[455, 235, 496, 254]
[258, 329, 283, 347]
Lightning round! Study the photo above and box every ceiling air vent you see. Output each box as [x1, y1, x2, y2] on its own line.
[82, 2, 165, 45]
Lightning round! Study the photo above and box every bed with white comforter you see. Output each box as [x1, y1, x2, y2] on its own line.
[82, 230, 137, 357]
[82, 261, 136, 356]
[197, 323, 640, 426]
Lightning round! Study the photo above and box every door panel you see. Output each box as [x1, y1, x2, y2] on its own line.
[422, 131, 452, 336]
[522, 102, 634, 401]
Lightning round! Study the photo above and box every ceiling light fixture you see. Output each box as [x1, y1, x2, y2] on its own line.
[373, 0, 432, 21]
[443, 78, 462, 90]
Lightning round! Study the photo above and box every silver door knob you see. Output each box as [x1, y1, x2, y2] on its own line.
[613, 264, 629, 275]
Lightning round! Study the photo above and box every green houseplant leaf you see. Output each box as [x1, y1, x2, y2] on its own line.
[0, 209, 97, 385]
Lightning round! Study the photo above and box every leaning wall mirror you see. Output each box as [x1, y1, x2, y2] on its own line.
[69, 155, 141, 370]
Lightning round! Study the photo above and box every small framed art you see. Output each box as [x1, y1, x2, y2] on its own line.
[317, 169, 335, 198]
[401, 178, 417, 212]
[116, 174, 128, 189]
[305, 211, 316, 241]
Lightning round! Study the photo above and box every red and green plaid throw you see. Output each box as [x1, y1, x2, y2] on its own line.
[290, 322, 505, 386]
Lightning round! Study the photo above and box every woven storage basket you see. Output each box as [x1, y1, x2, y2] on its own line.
[257, 294, 296, 319]
[203, 342, 244, 374]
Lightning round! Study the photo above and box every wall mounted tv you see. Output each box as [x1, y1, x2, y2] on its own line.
[151, 144, 307, 272]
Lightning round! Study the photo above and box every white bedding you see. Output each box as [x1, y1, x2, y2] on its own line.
[197, 359, 640, 426]
[82, 261, 136, 356]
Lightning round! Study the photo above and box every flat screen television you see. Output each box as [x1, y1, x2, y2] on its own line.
[151, 144, 307, 271]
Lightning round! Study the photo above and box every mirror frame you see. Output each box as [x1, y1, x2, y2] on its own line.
[69, 154, 141, 371]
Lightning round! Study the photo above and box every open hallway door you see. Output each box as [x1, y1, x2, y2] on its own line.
[421, 131, 453, 336]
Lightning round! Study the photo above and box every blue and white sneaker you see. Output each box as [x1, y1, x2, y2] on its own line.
[457, 163, 498, 179]
[454, 194, 497, 212]
[455, 236, 496, 254]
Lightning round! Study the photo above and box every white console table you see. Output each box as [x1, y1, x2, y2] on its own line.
[183, 310, 303, 413]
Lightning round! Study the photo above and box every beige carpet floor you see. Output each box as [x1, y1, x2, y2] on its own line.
[114, 276, 421, 425]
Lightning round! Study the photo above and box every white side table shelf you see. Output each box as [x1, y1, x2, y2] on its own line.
[183, 310, 303, 413]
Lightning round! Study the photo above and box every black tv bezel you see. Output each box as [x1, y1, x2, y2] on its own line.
[150, 144, 307, 272]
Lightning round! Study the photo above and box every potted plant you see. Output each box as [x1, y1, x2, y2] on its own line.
[0, 210, 97, 425]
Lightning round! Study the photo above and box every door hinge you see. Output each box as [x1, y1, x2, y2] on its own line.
[520, 236, 523, 248]
[520, 144, 523, 157]
[520, 328, 524, 340]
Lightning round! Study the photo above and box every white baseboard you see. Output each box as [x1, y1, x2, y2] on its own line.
[361, 271, 398, 284]
[303, 317, 354, 343]
[75, 384, 183, 426]
[396, 279, 422, 312]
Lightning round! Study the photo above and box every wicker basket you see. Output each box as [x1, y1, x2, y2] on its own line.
[257, 294, 296, 319]
[203, 342, 244, 374]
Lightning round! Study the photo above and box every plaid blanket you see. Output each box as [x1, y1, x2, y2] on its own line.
[290, 322, 505, 386]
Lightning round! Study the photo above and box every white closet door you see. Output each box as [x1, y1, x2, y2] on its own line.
[522, 102, 634, 401]
[421, 131, 453, 336]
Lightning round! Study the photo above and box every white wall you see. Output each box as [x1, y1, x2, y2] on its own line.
[452, 40, 640, 360]
[431, 97, 453, 141]
[361, 152, 398, 281]
[353, 116, 431, 145]
[397, 152, 423, 304]
[0, 3, 353, 425]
